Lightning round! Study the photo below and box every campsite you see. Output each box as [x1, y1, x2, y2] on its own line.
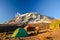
[0, 20, 60, 40]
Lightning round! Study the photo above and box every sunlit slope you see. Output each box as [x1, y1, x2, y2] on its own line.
[50, 20, 60, 29]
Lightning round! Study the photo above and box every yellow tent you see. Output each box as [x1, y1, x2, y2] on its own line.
[49, 20, 60, 29]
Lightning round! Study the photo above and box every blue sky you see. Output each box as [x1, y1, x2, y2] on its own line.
[0, 0, 60, 23]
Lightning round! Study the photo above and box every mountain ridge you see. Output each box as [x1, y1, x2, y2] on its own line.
[5, 12, 55, 24]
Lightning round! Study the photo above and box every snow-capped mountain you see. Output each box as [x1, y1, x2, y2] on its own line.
[6, 12, 54, 24]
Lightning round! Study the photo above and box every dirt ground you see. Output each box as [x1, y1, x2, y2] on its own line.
[0, 29, 60, 40]
[23, 29, 60, 40]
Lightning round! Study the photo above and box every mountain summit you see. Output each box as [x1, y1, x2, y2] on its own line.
[6, 12, 54, 24]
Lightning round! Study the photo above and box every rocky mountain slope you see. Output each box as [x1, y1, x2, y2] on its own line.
[6, 12, 54, 24]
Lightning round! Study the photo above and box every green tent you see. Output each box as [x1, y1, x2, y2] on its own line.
[11, 28, 28, 38]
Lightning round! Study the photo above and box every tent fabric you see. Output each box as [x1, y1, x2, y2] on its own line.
[11, 28, 28, 38]
[11, 28, 20, 38]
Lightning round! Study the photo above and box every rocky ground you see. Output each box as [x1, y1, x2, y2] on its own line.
[23, 29, 60, 40]
[0, 29, 60, 40]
